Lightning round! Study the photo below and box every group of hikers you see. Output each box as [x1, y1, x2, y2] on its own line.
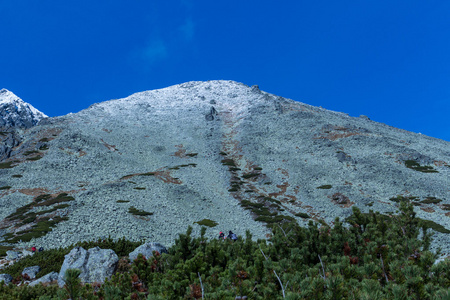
[31, 246, 44, 253]
[218, 230, 238, 241]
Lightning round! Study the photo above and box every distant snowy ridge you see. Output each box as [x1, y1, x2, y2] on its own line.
[0, 89, 48, 129]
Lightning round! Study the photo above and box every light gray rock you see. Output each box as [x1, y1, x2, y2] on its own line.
[6, 251, 20, 260]
[29, 271, 59, 287]
[21, 250, 34, 258]
[129, 242, 168, 262]
[58, 246, 118, 287]
[22, 266, 41, 279]
[0, 274, 13, 285]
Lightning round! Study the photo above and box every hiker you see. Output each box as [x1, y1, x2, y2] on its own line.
[31, 246, 36, 252]
[228, 231, 238, 242]
[219, 231, 225, 240]
[38, 247, 44, 252]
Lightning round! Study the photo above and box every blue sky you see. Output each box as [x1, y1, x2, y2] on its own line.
[1, 1, 449, 141]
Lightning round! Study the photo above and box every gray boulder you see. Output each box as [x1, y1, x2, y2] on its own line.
[22, 266, 41, 279]
[29, 271, 59, 287]
[129, 242, 168, 262]
[0, 274, 13, 285]
[6, 251, 20, 260]
[58, 246, 118, 287]
[21, 250, 34, 257]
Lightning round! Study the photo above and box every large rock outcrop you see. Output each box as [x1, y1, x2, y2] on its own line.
[58, 247, 118, 287]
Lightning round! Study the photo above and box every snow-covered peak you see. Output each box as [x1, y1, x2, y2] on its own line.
[0, 89, 48, 117]
[0, 88, 48, 129]
[0, 88, 18, 104]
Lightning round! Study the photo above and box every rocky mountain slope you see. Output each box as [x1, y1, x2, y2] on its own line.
[0, 81, 449, 256]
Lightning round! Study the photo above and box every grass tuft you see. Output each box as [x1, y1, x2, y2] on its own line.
[389, 195, 419, 203]
[194, 219, 218, 227]
[24, 150, 39, 156]
[242, 173, 259, 179]
[420, 197, 443, 204]
[418, 218, 450, 234]
[3, 216, 69, 243]
[221, 158, 236, 167]
[241, 200, 264, 209]
[26, 156, 42, 161]
[404, 160, 438, 173]
[295, 212, 310, 219]
[0, 161, 15, 169]
[317, 185, 332, 189]
[128, 206, 153, 216]
[35, 193, 74, 207]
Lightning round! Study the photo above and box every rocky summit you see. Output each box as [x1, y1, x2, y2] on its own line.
[0, 89, 48, 161]
[0, 89, 47, 130]
[0, 80, 449, 256]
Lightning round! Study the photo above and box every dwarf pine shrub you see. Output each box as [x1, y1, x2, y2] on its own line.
[0, 201, 448, 299]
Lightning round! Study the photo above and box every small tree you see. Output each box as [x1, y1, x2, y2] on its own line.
[58, 268, 82, 300]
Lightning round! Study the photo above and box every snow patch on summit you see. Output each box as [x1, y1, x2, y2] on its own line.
[0, 88, 48, 129]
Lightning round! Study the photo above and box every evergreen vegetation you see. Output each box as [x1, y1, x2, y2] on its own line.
[116, 200, 130, 203]
[194, 219, 218, 227]
[404, 160, 438, 173]
[0, 161, 15, 169]
[128, 206, 153, 216]
[0, 202, 449, 299]
[316, 185, 332, 189]
[295, 212, 310, 219]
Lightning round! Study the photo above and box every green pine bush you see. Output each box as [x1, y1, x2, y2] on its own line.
[0, 201, 448, 299]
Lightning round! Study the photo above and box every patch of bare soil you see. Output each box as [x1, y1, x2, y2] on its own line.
[329, 192, 355, 208]
[314, 126, 368, 141]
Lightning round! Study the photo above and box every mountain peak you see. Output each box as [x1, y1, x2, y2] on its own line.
[0, 89, 48, 129]
[83, 80, 281, 122]
[0, 88, 18, 104]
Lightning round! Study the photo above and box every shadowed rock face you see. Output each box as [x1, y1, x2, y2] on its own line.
[0, 81, 449, 255]
[0, 89, 47, 160]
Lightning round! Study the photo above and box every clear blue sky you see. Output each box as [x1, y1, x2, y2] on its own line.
[1, 1, 449, 141]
